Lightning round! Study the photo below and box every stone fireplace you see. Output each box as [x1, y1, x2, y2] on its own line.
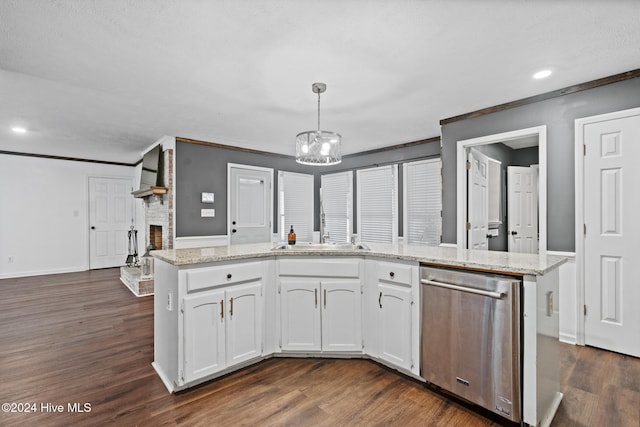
[120, 148, 174, 297]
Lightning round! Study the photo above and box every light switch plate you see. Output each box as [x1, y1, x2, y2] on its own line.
[201, 209, 215, 217]
[201, 192, 214, 203]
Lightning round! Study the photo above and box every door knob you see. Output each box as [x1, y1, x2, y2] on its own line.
[511, 231, 518, 235]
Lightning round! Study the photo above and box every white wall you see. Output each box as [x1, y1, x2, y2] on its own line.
[0, 154, 139, 278]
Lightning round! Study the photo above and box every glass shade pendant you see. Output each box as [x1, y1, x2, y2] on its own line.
[296, 82, 342, 166]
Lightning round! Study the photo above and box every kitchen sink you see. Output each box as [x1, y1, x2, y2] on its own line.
[270, 242, 370, 251]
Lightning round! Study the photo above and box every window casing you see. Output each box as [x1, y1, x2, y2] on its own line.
[356, 164, 398, 244]
[278, 171, 314, 242]
[320, 171, 353, 243]
[403, 158, 442, 245]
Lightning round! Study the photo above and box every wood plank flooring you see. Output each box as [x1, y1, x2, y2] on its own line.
[1, 268, 638, 426]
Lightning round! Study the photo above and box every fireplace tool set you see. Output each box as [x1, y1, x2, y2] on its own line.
[126, 225, 139, 267]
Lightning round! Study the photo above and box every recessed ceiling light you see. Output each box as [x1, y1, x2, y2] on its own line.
[11, 126, 27, 134]
[533, 69, 552, 80]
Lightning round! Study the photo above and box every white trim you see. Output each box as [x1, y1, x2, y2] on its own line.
[456, 126, 547, 253]
[174, 235, 228, 249]
[226, 163, 275, 246]
[402, 158, 442, 246]
[438, 243, 457, 248]
[546, 251, 576, 259]
[548, 251, 577, 344]
[574, 106, 640, 346]
[356, 164, 398, 244]
[0, 266, 87, 280]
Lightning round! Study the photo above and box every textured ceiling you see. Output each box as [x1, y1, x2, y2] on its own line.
[1, 1, 639, 163]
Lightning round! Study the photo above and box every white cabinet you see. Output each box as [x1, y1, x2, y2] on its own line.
[377, 282, 412, 370]
[226, 282, 263, 366]
[280, 279, 321, 351]
[182, 279, 263, 383]
[322, 280, 362, 352]
[278, 258, 362, 353]
[364, 258, 419, 374]
[183, 289, 225, 382]
[148, 260, 265, 387]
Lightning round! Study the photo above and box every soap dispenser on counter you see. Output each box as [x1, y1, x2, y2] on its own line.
[287, 225, 296, 245]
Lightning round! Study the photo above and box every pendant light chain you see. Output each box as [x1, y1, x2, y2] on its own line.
[317, 90, 321, 132]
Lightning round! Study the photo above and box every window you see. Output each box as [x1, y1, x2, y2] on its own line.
[278, 171, 314, 242]
[403, 158, 442, 245]
[357, 164, 398, 244]
[320, 171, 353, 243]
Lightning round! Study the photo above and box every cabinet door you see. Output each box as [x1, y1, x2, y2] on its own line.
[227, 281, 263, 366]
[183, 290, 226, 383]
[378, 283, 412, 370]
[321, 280, 362, 352]
[280, 279, 321, 351]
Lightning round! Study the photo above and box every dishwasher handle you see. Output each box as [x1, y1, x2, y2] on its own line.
[420, 279, 505, 299]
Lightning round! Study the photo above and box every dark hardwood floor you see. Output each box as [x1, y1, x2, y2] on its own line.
[1, 268, 638, 426]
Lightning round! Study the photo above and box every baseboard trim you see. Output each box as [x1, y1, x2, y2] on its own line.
[559, 333, 577, 345]
[0, 266, 87, 280]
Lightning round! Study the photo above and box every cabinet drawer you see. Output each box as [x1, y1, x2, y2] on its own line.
[376, 261, 413, 285]
[186, 262, 263, 292]
[278, 258, 360, 278]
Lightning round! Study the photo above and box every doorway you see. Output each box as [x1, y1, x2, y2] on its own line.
[227, 163, 273, 245]
[456, 126, 547, 252]
[89, 176, 134, 269]
[575, 107, 640, 357]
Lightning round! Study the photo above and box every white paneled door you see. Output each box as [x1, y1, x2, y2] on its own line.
[89, 177, 133, 269]
[467, 149, 489, 250]
[582, 109, 640, 358]
[507, 166, 539, 254]
[228, 164, 273, 245]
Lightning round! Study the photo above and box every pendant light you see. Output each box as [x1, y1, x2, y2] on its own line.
[296, 82, 342, 165]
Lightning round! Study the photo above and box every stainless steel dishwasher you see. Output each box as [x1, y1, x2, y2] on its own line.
[420, 265, 521, 422]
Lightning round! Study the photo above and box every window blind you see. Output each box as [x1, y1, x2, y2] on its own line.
[403, 158, 442, 245]
[278, 171, 314, 242]
[357, 164, 398, 244]
[320, 171, 353, 243]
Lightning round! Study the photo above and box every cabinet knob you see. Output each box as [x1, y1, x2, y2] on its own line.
[232, 229, 237, 233]
[389, 272, 395, 278]
[226, 273, 232, 279]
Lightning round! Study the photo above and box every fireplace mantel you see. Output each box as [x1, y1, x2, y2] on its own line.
[132, 186, 168, 198]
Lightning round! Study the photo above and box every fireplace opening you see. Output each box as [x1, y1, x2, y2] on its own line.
[149, 225, 163, 250]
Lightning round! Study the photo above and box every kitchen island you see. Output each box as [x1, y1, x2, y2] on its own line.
[152, 242, 565, 426]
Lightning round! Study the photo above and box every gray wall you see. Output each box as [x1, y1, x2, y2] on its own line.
[176, 139, 440, 237]
[441, 77, 640, 252]
[176, 141, 313, 236]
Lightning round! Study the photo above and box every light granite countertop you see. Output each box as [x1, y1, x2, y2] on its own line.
[152, 242, 566, 276]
